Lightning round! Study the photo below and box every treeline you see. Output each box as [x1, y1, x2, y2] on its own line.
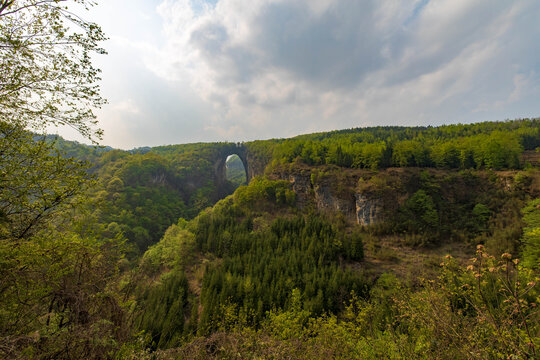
[263, 119, 540, 169]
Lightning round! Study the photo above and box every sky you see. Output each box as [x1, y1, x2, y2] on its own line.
[60, 0, 540, 149]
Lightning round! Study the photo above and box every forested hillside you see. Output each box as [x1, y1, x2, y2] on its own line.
[1, 1, 538, 358]
[3, 119, 534, 359]
[48, 118, 540, 255]
[39, 140, 249, 253]
[4, 121, 540, 358]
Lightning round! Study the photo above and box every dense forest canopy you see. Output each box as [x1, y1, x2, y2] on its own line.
[131, 168, 540, 358]
[253, 118, 540, 170]
[5, 109, 540, 358]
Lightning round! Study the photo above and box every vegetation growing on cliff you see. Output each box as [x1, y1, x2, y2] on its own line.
[122, 168, 539, 359]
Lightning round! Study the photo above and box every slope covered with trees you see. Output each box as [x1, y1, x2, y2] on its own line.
[38, 141, 249, 253]
[45, 118, 540, 255]
[1, 1, 539, 358]
[127, 166, 540, 359]
[6, 119, 539, 358]
[0, 1, 131, 358]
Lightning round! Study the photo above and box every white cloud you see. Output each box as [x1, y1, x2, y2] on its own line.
[113, 99, 142, 115]
[144, 0, 540, 139]
[63, 0, 540, 148]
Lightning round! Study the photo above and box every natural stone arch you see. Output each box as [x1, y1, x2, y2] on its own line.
[215, 152, 249, 186]
[214, 144, 251, 196]
[212, 142, 270, 196]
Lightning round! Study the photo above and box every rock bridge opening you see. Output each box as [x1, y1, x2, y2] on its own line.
[214, 145, 250, 197]
[225, 154, 248, 187]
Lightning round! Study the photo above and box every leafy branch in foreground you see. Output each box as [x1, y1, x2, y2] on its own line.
[0, 122, 91, 241]
[0, 2, 132, 358]
[0, 0, 106, 141]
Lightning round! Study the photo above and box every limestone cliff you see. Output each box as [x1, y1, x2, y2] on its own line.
[272, 166, 384, 226]
[355, 194, 382, 226]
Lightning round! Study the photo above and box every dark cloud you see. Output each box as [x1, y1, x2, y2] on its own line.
[253, 1, 385, 88]
[188, 1, 396, 89]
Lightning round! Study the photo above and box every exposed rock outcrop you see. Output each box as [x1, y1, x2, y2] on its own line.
[287, 172, 312, 209]
[276, 168, 382, 226]
[355, 194, 381, 226]
[314, 183, 357, 221]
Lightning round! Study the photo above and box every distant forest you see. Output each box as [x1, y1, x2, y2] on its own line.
[44, 118, 540, 255]
[257, 118, 540, 169]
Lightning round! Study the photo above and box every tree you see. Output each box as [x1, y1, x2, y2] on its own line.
[0, 122, 90, 241]
[400, 189, 439, 236]
[521, 199, 540, 269]
[0, 0, 107, 243]
[0, 0, 106, 250]
[0, 2, 128, 357]
[0, 0, 106, 140]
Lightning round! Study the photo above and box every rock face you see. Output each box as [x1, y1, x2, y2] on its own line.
[151, 172, 167, 186]
[355, 194, 381, 226]
[213, 144, 270, 185]
[278, 169, 382, 226]
[314, 184, 357, 221]
[288, 173, 312, 209]
[245, 155, 268, 181]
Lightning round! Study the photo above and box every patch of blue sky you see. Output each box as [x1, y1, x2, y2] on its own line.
[190, 0, 219, 15]
[403, 0, 429, 26]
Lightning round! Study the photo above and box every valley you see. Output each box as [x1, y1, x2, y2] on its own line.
[10, 119, 535, 359]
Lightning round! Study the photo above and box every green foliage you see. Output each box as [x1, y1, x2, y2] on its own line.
[399, 189, 439, 235]
[125, 149, 540, 358]
[268, 119, 538, 170]
[98, 170, 187, 250]
[165, 247, 538, 360]
[471, 203, 491, 234]
[136, 270, 192, 349]
[0, 2, 136, 358]
[0, 123, 91, 241]
[0, 0, 106, 140]
[135, 178, 366, 346]
[233, 177, 295, 208]
[225, 154, 247, 187]
[193, 207, 366, 333]
[264, 289, 312, 340]
[140, 221, 196, 275]
[5, 12, 540, 356]
[521, 199, 540, 269]
[439, 247, 539, 358]
[357, 168, 535, 249]
[0, 226, 129, 359]
[91, 151, 209, 252]
[86, 142, 258, 252]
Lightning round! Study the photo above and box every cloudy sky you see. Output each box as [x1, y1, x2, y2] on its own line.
[64, 0, 540, 149]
